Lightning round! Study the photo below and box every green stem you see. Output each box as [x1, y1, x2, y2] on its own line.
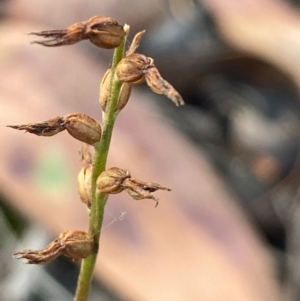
[74, 33, 127, 301]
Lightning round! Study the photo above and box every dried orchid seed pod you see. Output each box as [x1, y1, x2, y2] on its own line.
[64, 113, 102, 145]
[13, 230, 93, 264]
[100, 69, 132, 112]
[29, 16, 126, 49]
[96, 167, 130, 194]
[60, 230, 93, 259]
[77, 164, 92, 208]
[86, 16, 126, 49]
[116, 53, 153, 84]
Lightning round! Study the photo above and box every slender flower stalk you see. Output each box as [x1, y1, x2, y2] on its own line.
[74, 26, 129, 301]
[11, 16, 180, 301]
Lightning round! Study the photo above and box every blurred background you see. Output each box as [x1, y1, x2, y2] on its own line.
[2, 0, 300, 300]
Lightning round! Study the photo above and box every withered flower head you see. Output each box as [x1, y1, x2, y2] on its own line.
[29, 16, 126, 49]
[8, 113, 102, 145]
[100, 69, 131, 112]
[63, 113, 102, 145]
[77, 164, 92, 208]
[7, 116, 65, 136]
[97, 167, 171, 207]
[14, 230, 93, 264]
[115, 30, 184, 106]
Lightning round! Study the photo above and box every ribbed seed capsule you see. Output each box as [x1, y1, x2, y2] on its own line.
[86, 16, 126, 49]
[100, 69, 132, 112]
[77, 164, 92, 208]
[64, 113, 102, 145]
[96, 167, 130, 194]
[60, 230, 93, 259]
[115, 53, 153, 84]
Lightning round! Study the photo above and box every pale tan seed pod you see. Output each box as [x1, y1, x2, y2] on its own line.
[116, 53, 153, 84]
[60, 230, 93, 259]
[100, 69, 132, 112]
[86, 16, 126, 49]
[77, 164, 92, 208]
[96, 167, 130, 194]
[64, 113, 102, 145]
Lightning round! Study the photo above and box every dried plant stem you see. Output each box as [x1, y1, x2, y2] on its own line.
[74, 32, 127, 301]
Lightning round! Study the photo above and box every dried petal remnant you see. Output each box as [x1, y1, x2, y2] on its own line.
[7, 116, 65, 136]
[145, 67, 185, 106]
[14, 230, 93, 264]
[77, 164, 93, 208]
[97, 167, 171, 207]
[30, 16, 126, 49]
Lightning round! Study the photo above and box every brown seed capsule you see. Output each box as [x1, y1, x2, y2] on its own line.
[96, 167, 130, 194]
[100, 69, 132, 112]
[116, 53, 153, 84]
[14, 230, 93, 264]
[64, 113, 102, 145]
[77, 164, 92, 208]
[86, 16, 126, 49]
[7, 116, 65, 136]
[60, 230, 93, 259]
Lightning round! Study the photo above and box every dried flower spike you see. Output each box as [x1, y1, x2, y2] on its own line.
[14, 230, 93, 264]
[99, 69, 131, 112]
[97, 167, 171, 207]
[64, 113, 102, 145]
[30, 16, 126, 49]
[7, 116, 65, 136]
